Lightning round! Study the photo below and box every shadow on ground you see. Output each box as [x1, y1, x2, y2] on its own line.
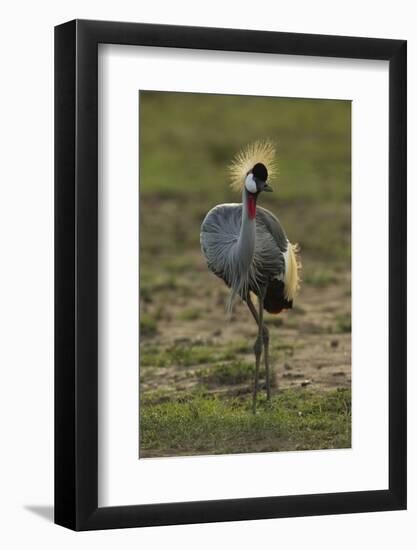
[24, 505, 54, 523]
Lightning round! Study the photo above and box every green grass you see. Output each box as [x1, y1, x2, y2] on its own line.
[304, 269, 337, 288]
[197, 360, 254, 386]
[140, 388, 351, 457]
[178, 307, 201, 321]
[169, 345, 220, 366]
[140, 347, 170, 367]
[140, 272, 192, 301]
[334, 313, 352, 333]
[140, 342, 237, 368]
[140, 312, 158, 337]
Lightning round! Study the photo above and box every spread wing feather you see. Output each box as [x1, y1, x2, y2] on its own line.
[200, 204, 288, 295]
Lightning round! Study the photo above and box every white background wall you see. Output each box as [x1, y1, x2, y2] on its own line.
[0, 1, 415, 548]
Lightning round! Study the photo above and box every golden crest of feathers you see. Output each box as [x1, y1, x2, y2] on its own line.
[228, 140, 278, 191]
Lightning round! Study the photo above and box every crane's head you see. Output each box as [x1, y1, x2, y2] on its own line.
[244, 163, 273, 195]
[229, 140, 277, 195]
[229, 141, 277, 219]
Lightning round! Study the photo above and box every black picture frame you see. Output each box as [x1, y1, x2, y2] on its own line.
[55, 19, 407, 531]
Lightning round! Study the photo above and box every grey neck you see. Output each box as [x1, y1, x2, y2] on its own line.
[236, 189, 256, 273]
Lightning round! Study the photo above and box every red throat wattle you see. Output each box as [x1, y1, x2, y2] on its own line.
[247, 194, 257, 219]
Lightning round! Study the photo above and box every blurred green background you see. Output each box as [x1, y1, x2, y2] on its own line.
[139, 91, 351, 458]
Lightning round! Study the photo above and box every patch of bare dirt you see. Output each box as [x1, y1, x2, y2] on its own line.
[140, 255, 351, 398]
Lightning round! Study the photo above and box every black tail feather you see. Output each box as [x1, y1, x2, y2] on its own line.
[263, 279, 293, 314]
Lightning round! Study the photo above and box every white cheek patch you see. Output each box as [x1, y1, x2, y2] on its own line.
[245, 173, 257, 193]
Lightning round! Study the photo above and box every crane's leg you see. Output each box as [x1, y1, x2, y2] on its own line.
[263, 324, 271, 401]
[247, 294, 271, 403]
[247, 294, 264, 413]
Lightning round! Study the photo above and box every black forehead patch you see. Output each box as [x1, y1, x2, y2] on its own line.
[252, 163, 268, 182]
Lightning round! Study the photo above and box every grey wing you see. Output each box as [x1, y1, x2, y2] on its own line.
[256, 206, 288, 251]
[254, 206, 289, 282]
[200, 203, 242, 278]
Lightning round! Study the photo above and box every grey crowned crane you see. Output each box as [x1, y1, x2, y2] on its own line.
[200, 141, 301, 412]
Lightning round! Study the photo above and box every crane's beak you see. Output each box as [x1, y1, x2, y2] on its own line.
[263, 183, 273, 192]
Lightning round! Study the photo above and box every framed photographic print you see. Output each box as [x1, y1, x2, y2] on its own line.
[55, 19, 406, 530]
